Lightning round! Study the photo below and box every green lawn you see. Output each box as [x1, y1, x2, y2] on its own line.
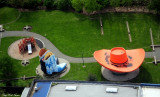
[0, 37, 39, 87]
[102, 13, 158, 51]
[0, 37, 160, 87]
[0, 7, 19, 24]
[132, 58, 160, 84]
[60, 63, 105, 81]
[61, 59, 160, 84]
[1, 7, 160, 86]
[1, 7, 160, 57]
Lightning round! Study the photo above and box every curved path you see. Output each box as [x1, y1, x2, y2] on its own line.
[2, 31, 95, 63]
[1, 31, 153, 63]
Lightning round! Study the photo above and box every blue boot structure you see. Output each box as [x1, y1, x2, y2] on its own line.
[39, 49, 67, 75]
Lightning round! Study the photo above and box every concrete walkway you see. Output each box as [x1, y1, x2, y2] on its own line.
[2, 31, 153, 63]
[155, 48, 160, 59]
[2, 31, 95, 63]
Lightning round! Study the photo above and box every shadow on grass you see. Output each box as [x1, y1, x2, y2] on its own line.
[0, 56, 18, 86]
[87, 73, 106, 81]
[152, 14, 160, 25]
[130, 66, 152, 83]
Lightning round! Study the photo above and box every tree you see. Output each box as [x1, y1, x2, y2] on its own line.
[0, 0, 7, 7]
[133, 0, 149, 6]
[44, 0, 55, 9]
[149, 0, 160, 13]
[121, 0, 133, 6]
[84, 0, 109, 13]
[97, 0, 109, 8]
[71, 0, 109, 13]
[3, 0, 41, 8]
[0, 56, 17, 86]
[109, 0, 121, 7]
[84, 0, 101, 13]
[22, 0, 41, 9]
[71, 0, 84, 12]
[54, 0, 71, 10]
[29, 0, 41, 9]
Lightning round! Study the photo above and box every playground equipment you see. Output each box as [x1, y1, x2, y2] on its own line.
[18, 37, 36, 54]
[94, 47, 145, 81]
[27, 43, 32, 54]
[39, 48, 67, 75]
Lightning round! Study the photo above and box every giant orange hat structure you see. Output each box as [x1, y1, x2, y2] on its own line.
[94, 47, 145, 73]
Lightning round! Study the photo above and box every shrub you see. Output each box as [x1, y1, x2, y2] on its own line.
[54, 0, 71, 10]
[71, 0, 84, 12]
[0, 0, 6, 7]
[87, 74, 97, 81]
[148, 0, 160, 13]
[109, 0, 121, 7]
[121, 0, 133, 6]
[84, 0, 102, 13]
[23, 0, 41, 9]
[44, 0, 55, 9]
[71, 0, 109, 13]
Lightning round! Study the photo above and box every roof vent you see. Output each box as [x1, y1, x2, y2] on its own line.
[65, 86, 77, 91]
[106, 87, 118, 93]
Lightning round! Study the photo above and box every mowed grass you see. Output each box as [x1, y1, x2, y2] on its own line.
[132, 58, 160, 84]
[1, 7, 160, 85]
[0, 37, 39, 86]
[0, 37, 160, 84]
[0, 7, 19, 24]
[61, 59, 160, 84]
[60, 63, 105, 81]
[1, 7, 160, 57]
[102, 13, 153, 50]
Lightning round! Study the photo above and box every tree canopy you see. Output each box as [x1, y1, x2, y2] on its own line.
[0, 0, 160, 14]
[0, 56, 17, 86]
[149, 0, 160, 13]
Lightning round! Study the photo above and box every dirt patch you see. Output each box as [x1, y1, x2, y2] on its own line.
[8, 39, 41, 60]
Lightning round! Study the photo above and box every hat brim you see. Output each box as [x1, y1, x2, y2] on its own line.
[94, 48, 145, 73]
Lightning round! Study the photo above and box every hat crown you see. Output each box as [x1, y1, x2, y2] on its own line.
[110, 47, 128, 63]
[39, 48, 47, 57]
